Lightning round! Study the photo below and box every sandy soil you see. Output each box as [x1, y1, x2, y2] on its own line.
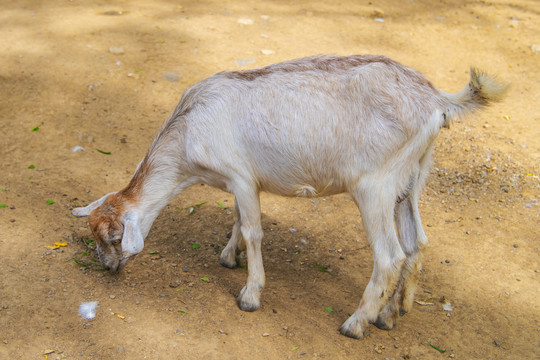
[1, 0, 539, 359]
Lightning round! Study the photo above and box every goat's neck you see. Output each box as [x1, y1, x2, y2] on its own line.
[122, 149, 183, 238]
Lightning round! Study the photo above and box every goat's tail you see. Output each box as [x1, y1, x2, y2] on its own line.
[442, 68, 508, 125]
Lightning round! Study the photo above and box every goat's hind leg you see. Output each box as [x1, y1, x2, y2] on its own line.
[220, 198, 246, 268]
[339, 180, 406, 339]
[373, 193, 426, 330]
[374, 157, 431, 330]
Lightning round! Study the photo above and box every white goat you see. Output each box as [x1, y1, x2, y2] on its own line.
[72, 55, 507, 339]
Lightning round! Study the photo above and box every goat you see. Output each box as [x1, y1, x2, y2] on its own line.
[72, 55, 507, 339]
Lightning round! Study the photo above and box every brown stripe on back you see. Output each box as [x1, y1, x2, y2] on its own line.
[224, 55, 397, 81]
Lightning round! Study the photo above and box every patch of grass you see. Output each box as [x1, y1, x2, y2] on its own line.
[427, 342, 446, 353]
[200, 277, 209, 282]
[82, 236, 95, 249]
[325, 307, 333, 313]
[216, 201, 227, 209]
[28, 164, 35, 169]
[31, 126, 39, 132]
[314, 262, 330, 273]
[96, 149, 111, 155]
[192, 243, 201, 249]
[0, 204, 6, 208]
[71, 258, 90, 269]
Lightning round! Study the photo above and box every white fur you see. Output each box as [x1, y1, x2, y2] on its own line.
[73, 55, 507, 339]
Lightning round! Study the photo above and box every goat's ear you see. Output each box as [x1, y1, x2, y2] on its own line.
[72, 192, 116, 217]
[121, 214, 144, 257]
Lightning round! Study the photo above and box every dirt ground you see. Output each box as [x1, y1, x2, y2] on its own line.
[1, 0, 539, 359]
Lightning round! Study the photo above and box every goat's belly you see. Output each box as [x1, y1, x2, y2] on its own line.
[260, 179, 346, 198]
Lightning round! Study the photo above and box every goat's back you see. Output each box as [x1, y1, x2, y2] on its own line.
[172, 55, 447, 195]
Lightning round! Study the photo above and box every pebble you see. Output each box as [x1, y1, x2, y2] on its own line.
[237, 18, 253, 25]
[261, 49, 275, 55]
[262, 333, 270, 337]
[109, 295, 116, 299]
[109, 46, 124, 55]
[372, 8, 384, 17]
[235, 58, 255, 66]
[532, 44, 540, 54]
[163, 72, 180, 82]
[290, 294, 297, 300]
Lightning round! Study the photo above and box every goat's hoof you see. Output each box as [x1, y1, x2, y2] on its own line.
[238, 300, 259, 312]
[338, 317, 366, 339]
[219, 257, 236, 269]
[237, 286, 260, 312]
[372, 316, 395, 330]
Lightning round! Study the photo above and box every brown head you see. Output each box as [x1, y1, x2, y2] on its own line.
[72, 192, 144, 273]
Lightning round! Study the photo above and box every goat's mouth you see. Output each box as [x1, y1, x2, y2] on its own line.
[97, 249, 129, 274]
[103, 256, 129, 274]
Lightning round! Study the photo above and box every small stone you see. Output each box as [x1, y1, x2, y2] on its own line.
[262, 333, 270, 337]
[493, 340, 500, 347]
[300, 351, 307, 355]
[532, 44, 540, 54]
[109, 46, 124, 54]
[513, 244, 518, 248]
[261, 49, 275, 55]
[372, 8, 384, 17]
[509, 19, 519, 28]
[163, 72, 180, 82]
[237, 18, 253, 25]
[290, 294, 297, 300]
[182, 267, 188, 272]
[109, 295, 116, 299]
[235, 58, 255, 67]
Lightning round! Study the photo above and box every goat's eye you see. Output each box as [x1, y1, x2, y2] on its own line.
[111, 239, 121, 246]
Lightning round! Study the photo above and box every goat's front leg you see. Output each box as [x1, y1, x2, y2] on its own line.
[220, 198, 246, 268]
[231, 184, 265, 312]
[339, 185, 405, 339]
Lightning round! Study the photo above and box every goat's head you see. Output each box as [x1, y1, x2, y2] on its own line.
[72, 192, 144, 273]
